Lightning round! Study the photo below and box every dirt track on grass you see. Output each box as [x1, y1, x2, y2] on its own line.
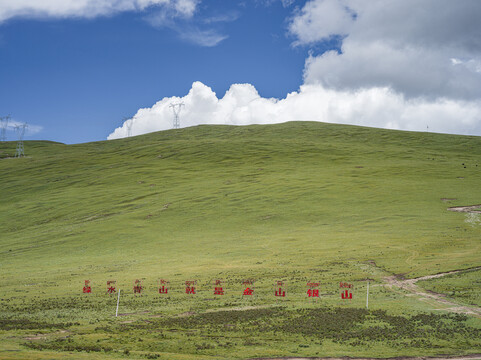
[447, 205, 481, 213]
[383, 267, 481, 318]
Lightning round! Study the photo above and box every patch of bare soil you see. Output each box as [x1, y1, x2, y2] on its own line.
[447, 205, 481, 213]
[24, 335, 48, 341]
[383, 267, 481, 318]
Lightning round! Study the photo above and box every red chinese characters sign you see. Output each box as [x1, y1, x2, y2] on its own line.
[242, 280, 255, 296]
[214, 279, 224, 295]
[158, 279, 169, 294]
[306, 282, 320, 298]
[340, 282, 353, 299]
[106, 280, 116, 294]
[275, 281, 286, 297]
[133, 279, 143, 294]
[185, 280, 196, 295]
[83, 280, 92, 293]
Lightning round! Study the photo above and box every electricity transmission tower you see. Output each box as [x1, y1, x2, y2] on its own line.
[14, 123, 27, 158]
[169, 102, 184, 129]
[123, 117, 133, 137]
[127, 119, 133, 137]
[0, 115, 10, 142]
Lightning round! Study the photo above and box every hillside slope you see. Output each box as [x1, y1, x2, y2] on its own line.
[1, 121, 480, 292]
[2, 122, 481, 359]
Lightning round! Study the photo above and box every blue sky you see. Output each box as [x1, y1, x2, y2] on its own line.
[1, 0, 481, 144]
[0, 1, 314, 143]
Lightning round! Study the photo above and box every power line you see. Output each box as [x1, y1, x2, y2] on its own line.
[169, 102, 185, 129]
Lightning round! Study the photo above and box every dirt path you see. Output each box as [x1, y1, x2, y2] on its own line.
[447, 205, 481, 213]
[383, 267, 481, 318]
[247, 355, 481, 360]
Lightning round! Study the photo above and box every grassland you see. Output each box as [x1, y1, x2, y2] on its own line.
[0, 121, 480, 359]
[418, 268, 481, 307]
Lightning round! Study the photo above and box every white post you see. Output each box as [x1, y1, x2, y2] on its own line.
[366, 281, 369, 309]
[116, 289, 121, 317]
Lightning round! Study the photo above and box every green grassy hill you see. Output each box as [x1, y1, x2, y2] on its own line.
[1, 121, 480, 359]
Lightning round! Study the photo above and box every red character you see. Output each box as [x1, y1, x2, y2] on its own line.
[242, 280, 254, 296]
[133, 279, 142, 294]
[307, 282, 320, 299]
[159, 279, 169, 294]
[214, 280, 224, 295]
[185, 281, 196, 294]
[243, 287, 254, 296]
[83, 280, 91, 293]
[340, 282, 353, 299]
[214, 287, 224, 295]
[275, 281, 286, 297]
[107, 280, 116, 294]
[275, 288, 286, 297]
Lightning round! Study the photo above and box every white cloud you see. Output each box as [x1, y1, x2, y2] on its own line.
[289, 0, 481, 100]
[289, 0, 354, 45]
[144, 1, 230, 47]
[105, 1, 481, 139]
[108, 81, 481, 140]
[258, 0, 296, 7]
[281, 0, 295, 7]
[0, 0, 198, 23]
[145, 12, 228, 47]
[172, 0, 198, 18]
[177, 27, 227, 47]
[202, 12, 240, 24]
[0, 0, 226, 47]
[303, 41, 481, 100]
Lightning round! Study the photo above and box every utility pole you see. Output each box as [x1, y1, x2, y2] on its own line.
[14, 123, 27, 158]
[169, 102, 184, 129]
[366, 280, 370, 309]
[124, 117, 133, 137]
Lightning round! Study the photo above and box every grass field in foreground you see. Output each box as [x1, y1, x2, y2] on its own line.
[0, 121, 480, 359]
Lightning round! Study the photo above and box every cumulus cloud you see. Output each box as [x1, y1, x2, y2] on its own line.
[0, 0, 198, 23]
[108, 81, 481, 139]
[289, 0, 481, 100]
[289, 0, 354, 45]
[108, 1, 481, 139]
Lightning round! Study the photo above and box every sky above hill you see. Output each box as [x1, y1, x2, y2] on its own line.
[1, 0, 481, 144]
